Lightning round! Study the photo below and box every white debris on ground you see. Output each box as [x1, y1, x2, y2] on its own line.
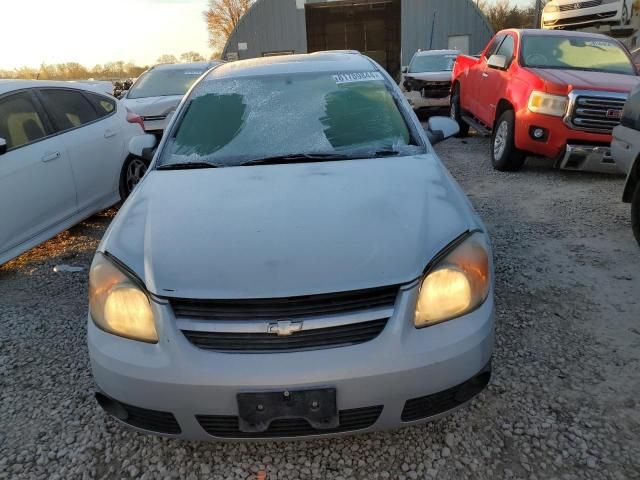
[1, 134, 639, 480]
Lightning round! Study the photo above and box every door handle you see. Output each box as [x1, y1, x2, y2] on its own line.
[41, 151, 61, 162]
[482, 73, 489, 78]
[104, 129, 117, 139]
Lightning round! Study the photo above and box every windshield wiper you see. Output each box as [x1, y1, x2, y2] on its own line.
[157, 162, 220, 170]
[240, 153, 356, 167]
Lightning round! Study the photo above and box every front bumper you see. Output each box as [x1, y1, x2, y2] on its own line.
[88, 284, 494, 441]
[514, 111, 617, 170]
[404, 91, 451, 109]
[542, 5, 620, 28]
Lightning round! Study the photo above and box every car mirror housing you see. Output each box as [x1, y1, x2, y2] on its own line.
[487, 54, 508, 70]
[0, 138, 6, 155]
[129, 134, 157, 159]
[402, 66, 408, 74]
[426, 117, 460, 145]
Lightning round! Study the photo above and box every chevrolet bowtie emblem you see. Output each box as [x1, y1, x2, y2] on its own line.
[268, 320, 303, 336]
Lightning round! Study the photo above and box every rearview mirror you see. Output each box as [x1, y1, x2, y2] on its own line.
[487, 54, 508, 70]
[129, 134, 157, 159]
[0, 138, 6, 155]
[426, 117, 460, 145]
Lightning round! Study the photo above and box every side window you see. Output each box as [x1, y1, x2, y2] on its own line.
[86, 92, 116, 118]
[0, 92, 48, 150]
[495, 35, 516, 66]
[484, 35, 505, 60]
[39, 89, 99, 132]
[621, 88, 640, 130]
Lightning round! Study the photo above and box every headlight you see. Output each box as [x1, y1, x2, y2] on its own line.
[544, 4, 559, 12]
[89, 252, 158, 343]
[414, 232, 490, 328]
[528, 91, 569, 117]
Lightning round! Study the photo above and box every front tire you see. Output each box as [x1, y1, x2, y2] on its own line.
[491, 110, 525, 171]
[632, 183, 640, 247]
[621, 2, 631, 25]
[119, 156, 149, 200]
[450, 90, 470, 138]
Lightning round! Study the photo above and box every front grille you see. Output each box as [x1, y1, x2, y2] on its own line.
[170, 285, 399, 321]
[569, 94, 627, 133]
[197, 406, 383, 438]
[121, 404, 181, 434]
[544, 10, 616, 25]
[182, 318, 388, 353]
[401, 370, 491, 422]
[559, 0, 601, 11]
[403, 78, 452, 99]
[141, 114, 167, 121]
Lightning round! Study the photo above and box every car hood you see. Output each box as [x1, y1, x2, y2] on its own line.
[121, 95, 183, 117]
[530, 68, 640, 94]
[101, 155, 480, 299]
[404, 71, 452, 82]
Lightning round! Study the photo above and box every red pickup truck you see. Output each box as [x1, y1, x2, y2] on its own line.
[451, 29, 640, 172]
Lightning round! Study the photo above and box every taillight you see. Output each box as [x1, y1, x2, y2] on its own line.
[126, 108, 145, 130]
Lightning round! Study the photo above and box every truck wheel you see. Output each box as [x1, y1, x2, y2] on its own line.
[450, 91, 470, 138]
[492, 110, 525, 172]
[632, 183, 640, 247]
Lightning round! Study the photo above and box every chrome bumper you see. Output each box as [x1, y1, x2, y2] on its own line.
[557, 144, 621, 174]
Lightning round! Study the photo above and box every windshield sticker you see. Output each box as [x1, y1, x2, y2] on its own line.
[584, 41, 613, 48]
[333, 72, 385, 84]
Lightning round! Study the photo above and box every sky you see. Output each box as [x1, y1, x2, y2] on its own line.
[1, 0, 533, 70]
[0, 0, 211, 69]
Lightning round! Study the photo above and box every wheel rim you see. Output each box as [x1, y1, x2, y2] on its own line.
[622, 4, 629, 24]
[494, 121, 509, 160]
[125, 158, 147, 194]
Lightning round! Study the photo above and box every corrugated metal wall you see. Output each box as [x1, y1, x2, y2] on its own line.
[400, 0, 494, 64]
[222, 0, 494, 65]
[222, 0, 307, 60]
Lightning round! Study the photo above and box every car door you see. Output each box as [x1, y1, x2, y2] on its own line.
[476, 33, 515, 127]
[0, 90, 77, 257]
[37, 88, 124, 214]
[462, 34, 505, 120]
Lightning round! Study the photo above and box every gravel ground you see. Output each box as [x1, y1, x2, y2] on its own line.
[1, 133, 639, 480]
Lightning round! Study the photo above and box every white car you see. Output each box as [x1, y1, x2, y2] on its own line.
[0, 80, 154, 265]
[121, 61, 222, 138]
[400, 50, 459, 110]
[542, 0, 634, 29]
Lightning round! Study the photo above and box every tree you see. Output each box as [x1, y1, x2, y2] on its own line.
[156, 54, 178, 65]
[180, 51, 206, 63]
[204, 0, 253, 50]
[479, 0, 540, 31]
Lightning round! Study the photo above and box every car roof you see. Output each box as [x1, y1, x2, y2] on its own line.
[204, 52, 377, 80]
[511, 28, 620, 41]
[413, 49, 460, 57]
[0, 79, 113, 96]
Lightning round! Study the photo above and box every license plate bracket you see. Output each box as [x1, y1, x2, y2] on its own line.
[237, 388, 338, 433]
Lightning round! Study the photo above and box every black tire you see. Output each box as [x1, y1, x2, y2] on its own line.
[491, 110, 526, 172]
[450, 90, 470, 138]
[119, 156, 149, 200]
[632, 183, 640, 247]
[622, 2, 631, 25]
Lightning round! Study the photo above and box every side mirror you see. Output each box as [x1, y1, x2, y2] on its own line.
[129, 134, 157, 160]
[0, 138, 6, 155]
[402, 66, 408, 74]
[426, 117, 460, 145]
[487, 54, 508, 70]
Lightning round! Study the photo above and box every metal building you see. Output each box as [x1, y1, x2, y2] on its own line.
[222, 0, 494, 78]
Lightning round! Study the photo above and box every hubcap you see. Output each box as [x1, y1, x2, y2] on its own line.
[494, 121, 509, 160]
[126, 158, 147, 194]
